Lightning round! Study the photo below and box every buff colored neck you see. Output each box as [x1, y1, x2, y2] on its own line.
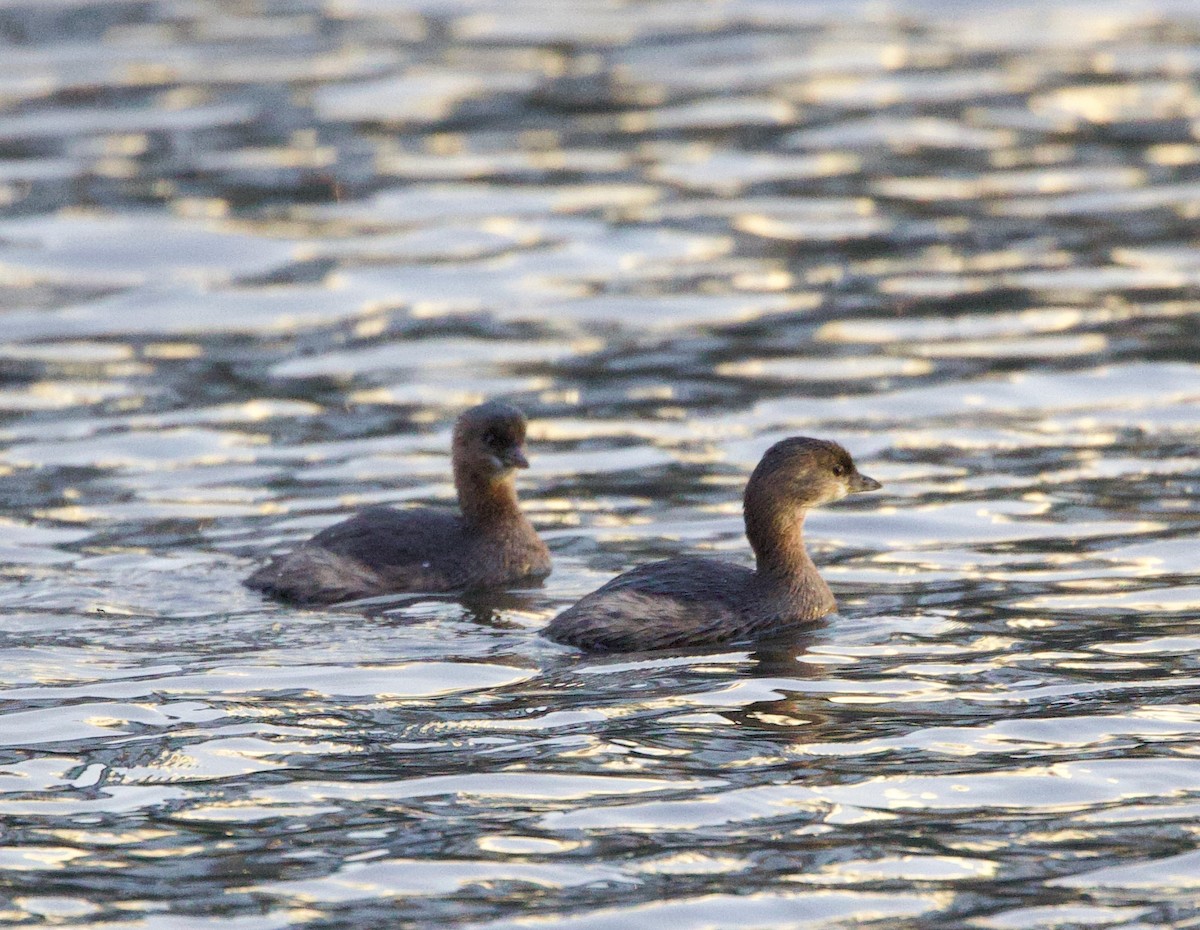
[455, 465, 523, 528]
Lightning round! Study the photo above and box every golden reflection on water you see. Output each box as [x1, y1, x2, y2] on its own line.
[0, 847, 87, 870]
[1, 0, 1199, 927]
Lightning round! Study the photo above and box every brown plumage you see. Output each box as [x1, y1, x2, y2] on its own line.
[245, 401, 551, 605]
[544, 437, 880, 652]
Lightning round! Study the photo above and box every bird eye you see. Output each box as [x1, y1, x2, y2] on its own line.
[832, 464, 846, 477]
[483, 430, 501, 447]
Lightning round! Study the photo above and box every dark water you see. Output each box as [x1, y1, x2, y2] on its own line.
[2, 0, 1200, 927]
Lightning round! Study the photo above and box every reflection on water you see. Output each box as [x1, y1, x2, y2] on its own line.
[1, 0, 1199, 927]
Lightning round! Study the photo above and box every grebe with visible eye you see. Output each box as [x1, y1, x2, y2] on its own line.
[245, 401, 551, 605]
[544, 437, 880, 652]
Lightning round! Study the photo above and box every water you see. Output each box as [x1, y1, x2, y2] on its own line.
[1, 0, 1199, 927]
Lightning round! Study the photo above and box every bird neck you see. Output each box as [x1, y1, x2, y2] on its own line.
[747, 505, 815, 585]
[455, 466, 523, 528]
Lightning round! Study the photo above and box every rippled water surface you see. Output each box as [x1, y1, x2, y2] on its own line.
[2, 0, 1200, 927]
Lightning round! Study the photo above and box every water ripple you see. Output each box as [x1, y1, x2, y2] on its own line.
[1, 1, 1199, 928]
